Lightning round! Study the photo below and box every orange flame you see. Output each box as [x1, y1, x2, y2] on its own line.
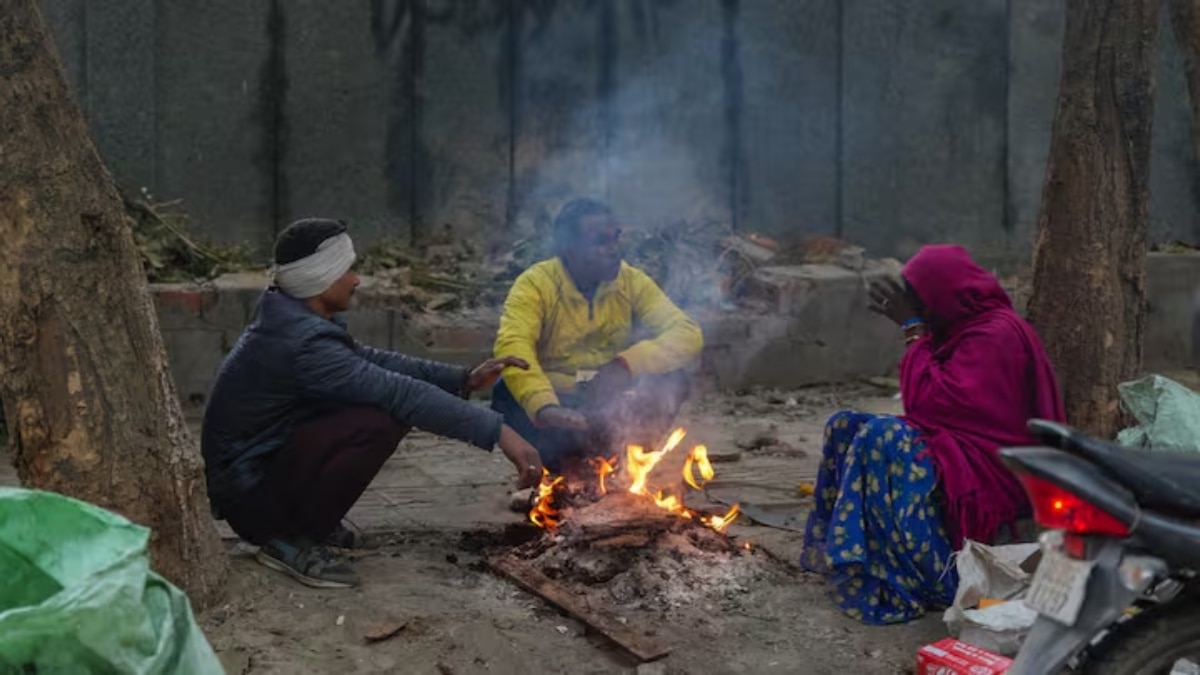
[683, 445, 715, 490]
[626, 428, 688, 496]
[525, 427, 742, 538]
[590, 456, 617, 495]
[651, 490, 692, 517]
[528, 469, 565, 531]
[703, 503, 741, 533]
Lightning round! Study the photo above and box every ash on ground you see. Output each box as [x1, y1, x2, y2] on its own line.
[504, 492, 784, 619]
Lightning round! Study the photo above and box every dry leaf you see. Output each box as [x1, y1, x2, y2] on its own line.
[363, 620, 408, 643]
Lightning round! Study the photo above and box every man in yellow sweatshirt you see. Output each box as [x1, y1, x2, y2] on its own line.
[492, 198, 705, 480]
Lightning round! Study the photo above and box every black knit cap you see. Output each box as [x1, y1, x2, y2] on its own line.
[273, 218, 348, 265]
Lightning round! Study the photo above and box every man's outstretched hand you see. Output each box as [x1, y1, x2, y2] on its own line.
[585, 358, 633, 405]
[536, 405, 590, 431]
[498, 424, 544, 489]
[466, 356, 529, 394]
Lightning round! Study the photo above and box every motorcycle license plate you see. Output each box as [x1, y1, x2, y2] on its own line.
[1024, 547, 1095, 627]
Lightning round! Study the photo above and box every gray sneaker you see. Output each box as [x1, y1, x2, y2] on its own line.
[255, 539, 360, 589]
[325, 522, 372, 550]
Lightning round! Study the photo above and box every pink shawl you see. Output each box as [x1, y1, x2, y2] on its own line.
[900, 245, 1065, 546]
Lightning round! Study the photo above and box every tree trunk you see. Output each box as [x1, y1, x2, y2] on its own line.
[1026, 0, 1159, 439]
[0, 1, 227, 606]
[1171, 0, 1200, 173]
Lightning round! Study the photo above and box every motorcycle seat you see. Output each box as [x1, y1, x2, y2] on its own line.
[1027, 419, 1200, 519]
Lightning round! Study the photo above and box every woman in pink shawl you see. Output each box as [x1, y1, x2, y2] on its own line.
[799, 244, 1064, 624]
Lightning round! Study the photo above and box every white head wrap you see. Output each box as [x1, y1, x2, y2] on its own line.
[271, 233, 357, 298]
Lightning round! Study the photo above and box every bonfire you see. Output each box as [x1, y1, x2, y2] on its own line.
[527, 427, 741, 536]
[492, 428, 766, 663]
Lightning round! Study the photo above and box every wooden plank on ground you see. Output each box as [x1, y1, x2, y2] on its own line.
[488, 555, 670, 663]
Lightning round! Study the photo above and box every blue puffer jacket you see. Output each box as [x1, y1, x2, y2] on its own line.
[201, 289, 502, 512]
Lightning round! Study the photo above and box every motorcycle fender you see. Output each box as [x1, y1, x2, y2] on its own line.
[1009, 543, 1139, 675]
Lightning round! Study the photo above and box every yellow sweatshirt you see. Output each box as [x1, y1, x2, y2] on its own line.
[494, 258, 705, 418]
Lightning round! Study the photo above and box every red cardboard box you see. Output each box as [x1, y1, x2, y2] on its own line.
[916, 638, 1013, 675]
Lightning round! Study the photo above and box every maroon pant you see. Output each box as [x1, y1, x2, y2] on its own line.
[224, 407, 408, 545]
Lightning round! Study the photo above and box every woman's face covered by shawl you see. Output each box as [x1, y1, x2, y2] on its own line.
[901, 245, 1011, 334]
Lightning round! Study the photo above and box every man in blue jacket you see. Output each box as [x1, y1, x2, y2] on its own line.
[202, 218, 543, 589]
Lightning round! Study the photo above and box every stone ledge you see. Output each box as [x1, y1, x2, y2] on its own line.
[151, 253, 1199, 405]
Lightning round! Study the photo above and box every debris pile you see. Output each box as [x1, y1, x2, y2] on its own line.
[128, 196, 880, 318]
[123, 190, 255, 283]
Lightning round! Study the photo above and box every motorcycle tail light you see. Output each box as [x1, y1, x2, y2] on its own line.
[1017, 473, 1131, 537]
[1062, 533, 1088, 559]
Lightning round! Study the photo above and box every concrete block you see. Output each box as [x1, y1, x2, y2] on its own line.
[421, 10, 511, 244]
[83, 0, 157, 193]
[162, 328, 226, 407]
[416, 311, 501, 366]
[1007, 0, 1062, 243]
[605, 0, 729, 229]
[512, 0, 607, 235]
[150, 255, 1200, 403]
[38, 0, 87, 100]
[744, 260, 900, 316]
[1145, 252, 1200, 372]
[282, 0, 395, 244]
[740, 0, 839, 237]
[1150, 10, 1200, 245]
[390, 310, 435, 354]
[842, 0, 1009, 258]
[38, 0, 1200, 262]
[152, 277, 264, 403]
[344, 308, 395, 352]
[154, 287, 220, 332]
[722, 263, 903, 388]
[156, 0, 273, 249]
[694, 311, 751, 348]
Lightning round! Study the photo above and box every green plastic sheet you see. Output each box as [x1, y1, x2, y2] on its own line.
[0, 487, 223, 674]
[1116, 374, 1200, 452]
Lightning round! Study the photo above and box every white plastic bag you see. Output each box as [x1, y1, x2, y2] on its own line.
[943, 540, 1040, 656]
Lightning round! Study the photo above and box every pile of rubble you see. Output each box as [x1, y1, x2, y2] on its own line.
[129, 193, 882, 317]
[356, 220, 872, 316]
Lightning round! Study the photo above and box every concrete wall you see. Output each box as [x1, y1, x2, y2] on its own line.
[155, 254, 1199, 405]
[1146, 253, 1200, 372]
[37, 1, 1200, 260]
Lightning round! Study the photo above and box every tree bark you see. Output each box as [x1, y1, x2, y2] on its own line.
[0, 1, 226, 606]
[1171, 0, 1200, 173]
[1026, 0, 1159, 439]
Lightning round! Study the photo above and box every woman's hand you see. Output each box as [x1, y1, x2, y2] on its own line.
[868, 277, 919, 326]
[498, 424, 544, 489]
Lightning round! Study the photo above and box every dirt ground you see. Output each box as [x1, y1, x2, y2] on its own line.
[193, 384, 946, 675]
[0, 384, 948, 674]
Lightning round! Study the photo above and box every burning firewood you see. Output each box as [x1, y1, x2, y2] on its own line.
[488, 430, 777, 668]
[527, 427, 742, 537]
[528, 470, 565, 531]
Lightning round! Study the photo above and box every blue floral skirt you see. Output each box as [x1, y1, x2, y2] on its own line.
[800, 411, 957, 624]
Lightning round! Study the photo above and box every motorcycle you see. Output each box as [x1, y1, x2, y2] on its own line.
[1001, 419, 1200, 674]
